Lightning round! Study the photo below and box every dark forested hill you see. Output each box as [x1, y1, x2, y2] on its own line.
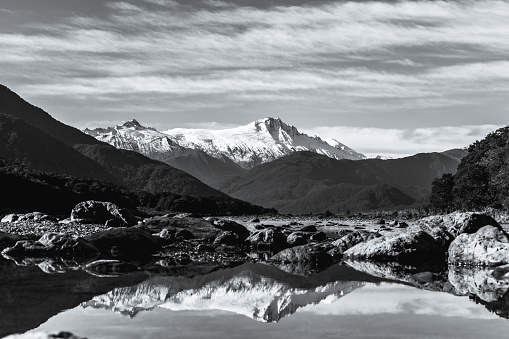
[0, 84, 232, 197]
[212, 151, 460, 214]
[0, 158, 272, 216]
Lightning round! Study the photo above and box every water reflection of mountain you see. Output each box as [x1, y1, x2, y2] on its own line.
[82, 263, 389, 322]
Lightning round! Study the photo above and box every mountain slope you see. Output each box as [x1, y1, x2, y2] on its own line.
[212, 151, 461, 213]
[0, 114, 115, 182]
[0, 85, 230, 197]
[84, 120, 245, 184]
[160, 117, 366, 168]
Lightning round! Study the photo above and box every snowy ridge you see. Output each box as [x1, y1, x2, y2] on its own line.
[82, 264, 366, 322]
[162, 117, 366, 168]
[84, 117, 365, 169]
[84, 119, 186, 155]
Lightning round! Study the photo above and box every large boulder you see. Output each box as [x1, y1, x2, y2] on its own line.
[247, 228, 287, 252]
[85, 227, 161, 259]
[343, 229, 445, 264]
[413, 212, 501, 250]
[332, 231, 380, 253]
[1, 214, 19, 223]
[271, 243, 335, 266]
[448, 225, 509, 266]
[286, 232, 308, 247]
[70, 201, 137, 226]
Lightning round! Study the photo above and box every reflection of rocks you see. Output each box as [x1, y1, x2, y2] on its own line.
[448, 266, 509, 302]
[247, 228, 288, 252]
[0, 258, 148, 338]
[449, 225, 509, 266]
[270, 243, 336, 276]
[344, 229, 444, 264]
[83, 263, 378, 322]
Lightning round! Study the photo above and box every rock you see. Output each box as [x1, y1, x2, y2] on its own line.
[2, 233, 100, 260]
[344, 229, 445, 264]
[85, 227, 161, 259]
[213, 231, 242, 246]
[251, 218, 260, 223]
[208, 218, 250, 239]
[413, 212, 501, 250]
[376, 219, 385, 225]
[1, 214, 19, 223]
[70, 200, 137, 226]
[17, 212, 57, 223]
[175, 229, 196, 240]
[310, 232, 327, 241]
[299, 225, 318, 232]
[492, 264, 509, 280]
[332, 231, 380, 253]
[286, 232, 308, 247]
[247, 228, 287, 252]
[271, 243, 336, 269]
[448, 225, 509, 266]
[410, 272, 441, 284]
[146, 216, 249, 240]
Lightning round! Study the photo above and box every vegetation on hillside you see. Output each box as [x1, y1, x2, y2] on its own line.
[429, 126, 509, 212]
[0, 158, 274, 216]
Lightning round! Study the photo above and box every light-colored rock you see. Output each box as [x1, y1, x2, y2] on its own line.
[343, 229, 444, 263]
[1, 214, 19, 223]
[448, 225, 509, 266]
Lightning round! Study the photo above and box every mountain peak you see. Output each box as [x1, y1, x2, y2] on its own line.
[122, 119, 142, 128]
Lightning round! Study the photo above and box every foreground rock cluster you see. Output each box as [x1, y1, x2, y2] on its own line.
[1, 201, 509, 280]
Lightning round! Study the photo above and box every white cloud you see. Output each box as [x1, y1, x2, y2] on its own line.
[303, 124, 505, 158]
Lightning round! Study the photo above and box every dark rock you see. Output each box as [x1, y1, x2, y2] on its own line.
[214, 231, 241, 246]
[344, 229, 445, 264]
[208, 218, 250, 239]
[247, 228, 288, 252]
[310, 232, 327, 241]
[85, 227, 161, 259]
[71, 200, 137, 226]
[448, 225, 509, 266]
[410, 272, 441, 284]
[271, 243, 336, 269]
[376, 219, 386, 225]
[0, 231, 22, 250]
[492, 264, 509, 280]
[299, 225, 318, 232]
[2, 233, 100, 260]
[175, 229, 196, 240]
[286, 232, 308, 247]
[251, 218, 260, 223]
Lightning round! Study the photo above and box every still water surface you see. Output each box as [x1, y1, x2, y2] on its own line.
[2, 259, 509, 339]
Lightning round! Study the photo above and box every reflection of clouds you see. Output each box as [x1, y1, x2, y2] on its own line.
[303, 124, 504, 158]
[301, 284, 499, 320]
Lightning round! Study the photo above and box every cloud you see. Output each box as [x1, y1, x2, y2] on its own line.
[0, 0, 507, 138]
[303, 124, 505, 158]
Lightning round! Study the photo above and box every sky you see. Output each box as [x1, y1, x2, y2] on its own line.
[0, 0, 508, 157]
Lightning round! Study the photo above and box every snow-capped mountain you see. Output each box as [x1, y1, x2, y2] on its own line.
[82, 263, 366, 322]
[83, 118, 365, 172]
[162, 117, 366, 168]
[84, 119, 184, 155]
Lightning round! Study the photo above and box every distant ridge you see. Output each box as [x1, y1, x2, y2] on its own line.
[212, 151, 462, 214]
